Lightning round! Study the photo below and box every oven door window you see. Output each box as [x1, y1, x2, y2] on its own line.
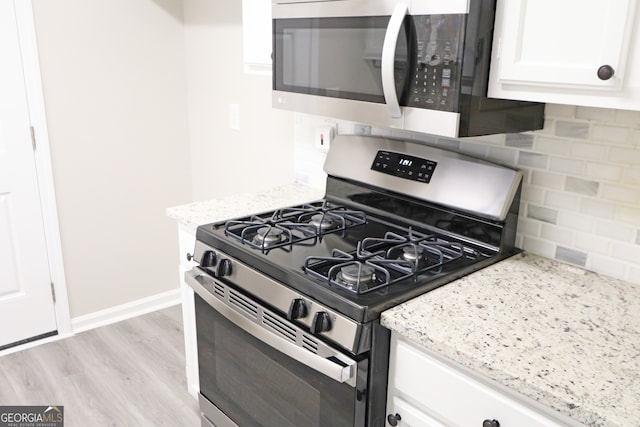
[195, 295, 365, 427]
[273, 16, 410, 104]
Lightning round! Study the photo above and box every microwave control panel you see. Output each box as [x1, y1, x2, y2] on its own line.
[405, 14, 465, 112]
[371, 150, 437, 183]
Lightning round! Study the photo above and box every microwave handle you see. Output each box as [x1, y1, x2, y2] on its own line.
[381, 3, 408, 119]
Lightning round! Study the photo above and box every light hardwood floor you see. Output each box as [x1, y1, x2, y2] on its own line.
[0, 305, 200, 426]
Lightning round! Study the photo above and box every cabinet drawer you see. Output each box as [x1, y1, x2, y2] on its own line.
[390, 337, 563, 427]
[389, 396, 447, 427]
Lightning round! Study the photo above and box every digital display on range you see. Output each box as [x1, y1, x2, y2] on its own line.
[371, 150, 437, 183]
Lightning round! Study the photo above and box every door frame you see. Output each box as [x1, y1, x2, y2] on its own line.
[4, 0, 72, 351]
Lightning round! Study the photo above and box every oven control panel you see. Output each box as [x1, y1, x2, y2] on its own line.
[371, 150, 437, 183]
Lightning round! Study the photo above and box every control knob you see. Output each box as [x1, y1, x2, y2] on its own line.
[482, 419, 500, 427]
[200, 250, 217, 268]
[310, 311, 332, 334]
[215, 258, 232, 278]
[287, 298, 308, 321]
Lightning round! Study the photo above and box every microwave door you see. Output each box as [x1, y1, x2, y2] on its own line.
[272, 2, 407, 129]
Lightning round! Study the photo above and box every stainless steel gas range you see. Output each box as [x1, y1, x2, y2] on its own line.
[185, 135, 522, 427]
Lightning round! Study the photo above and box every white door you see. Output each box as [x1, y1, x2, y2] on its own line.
[0, 0, 57, 348]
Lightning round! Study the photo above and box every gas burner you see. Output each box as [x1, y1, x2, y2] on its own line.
[254, 227, 286, 247]
[401, 246, 425, 263]
[225, 202, 367, 251]
[336, 264, 375, 289]
[309, 213, 340, 231]
[303, 229, 481, 294]
[274, 202, 367, 236]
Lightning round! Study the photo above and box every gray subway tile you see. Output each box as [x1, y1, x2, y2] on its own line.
[565, 177, 600, 196]
[527, 205, 559, 224]
[555, 121, 590, 139]
[555, 246, 588, 267]
[518, 151, 549, 169]
[505, 133, 535, 148]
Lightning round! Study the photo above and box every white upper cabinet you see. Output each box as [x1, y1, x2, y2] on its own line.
[242, 0, 272, 74]
[489, 0, 640, 110]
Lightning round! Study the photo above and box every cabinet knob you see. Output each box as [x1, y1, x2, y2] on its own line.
[597, 64, 615, 81]
[482, 419, 500, 427]
[387, 413, 402, 426]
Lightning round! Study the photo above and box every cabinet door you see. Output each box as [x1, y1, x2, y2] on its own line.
[242, 0, 272, 74]
[178, 224, 199, 398]
[494, 0, 637, 91]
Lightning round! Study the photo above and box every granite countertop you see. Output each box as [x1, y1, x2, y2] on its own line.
[381, 252, 640, 427]
[166, 184, 324, 228]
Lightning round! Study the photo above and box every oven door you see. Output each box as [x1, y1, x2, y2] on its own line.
[186, 269, 368, 427]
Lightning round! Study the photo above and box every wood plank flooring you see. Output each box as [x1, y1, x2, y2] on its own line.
[0, 305, 200, 426]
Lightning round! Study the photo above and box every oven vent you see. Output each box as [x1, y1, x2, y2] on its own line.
[228, 289, 259, 319]
[212, 282, 225, 299]
[302, 334, 319, 354]
[262, 312, 296, 343]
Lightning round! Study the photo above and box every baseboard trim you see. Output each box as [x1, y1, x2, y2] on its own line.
[71, 288, 181, 334]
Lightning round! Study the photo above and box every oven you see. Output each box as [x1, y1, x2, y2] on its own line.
[186, 245, 392, 427]
[187, 267, 379, 427]
[186, 134, 522, 427]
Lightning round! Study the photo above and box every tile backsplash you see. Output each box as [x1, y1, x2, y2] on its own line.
[293, 105, 640, 285]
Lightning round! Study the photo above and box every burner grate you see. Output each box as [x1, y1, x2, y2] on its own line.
[303, 229, 479, 294]
[224, 201, 366, 252]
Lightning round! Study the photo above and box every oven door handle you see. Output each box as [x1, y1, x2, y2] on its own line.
[185, 269, 357, 387]
[381, 3, 408, 119]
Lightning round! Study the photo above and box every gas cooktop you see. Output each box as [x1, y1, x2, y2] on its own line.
[194, 196, 517, 324]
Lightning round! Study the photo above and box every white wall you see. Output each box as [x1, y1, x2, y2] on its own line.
[184, 0, 295, 201]
[32, 0, 192, 318]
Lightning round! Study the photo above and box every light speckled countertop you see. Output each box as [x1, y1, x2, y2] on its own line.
[166, 184, 324, 228]
[381, 252, 640, 427]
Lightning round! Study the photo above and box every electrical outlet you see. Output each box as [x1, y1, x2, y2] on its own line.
[314, 125, 336, 152]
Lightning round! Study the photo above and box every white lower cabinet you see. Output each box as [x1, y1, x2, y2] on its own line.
[386, 333, 583, 427]
[177, 224, 199, 399]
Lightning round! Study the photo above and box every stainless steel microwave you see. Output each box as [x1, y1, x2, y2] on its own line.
[272, 0, 544, 138]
